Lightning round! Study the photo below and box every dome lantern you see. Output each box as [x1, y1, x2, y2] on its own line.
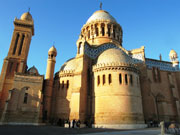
[20, 12, 33, 22]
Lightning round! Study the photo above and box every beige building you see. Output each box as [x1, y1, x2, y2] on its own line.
[0, 9, 180, 129]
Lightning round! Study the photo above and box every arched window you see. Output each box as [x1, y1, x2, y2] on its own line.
[125, 74, 128, 85]
[23, 87, 29, 104]
[101, 24, 105, 36]
[113, 27, 116, 38]
[130, 75, 133, 85]
[108, 74, 112, 84]
[97, 75, 100, 86]
[67, 80, 69, 89]
[119, 74, 122, 84]
[103, 74, 105, 85]
[108, 25, 111, 37]
[18, 34, 25, 55]
[13, 33, 19, 55]
[23, 93, 28, 104]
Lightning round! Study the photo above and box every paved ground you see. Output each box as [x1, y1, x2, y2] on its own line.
[0, 125, 162, 135]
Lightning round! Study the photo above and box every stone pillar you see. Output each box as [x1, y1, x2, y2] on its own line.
[21, 34, 29, 59]
[98, 24, 102, 36]
[110, 24, 114, 38]
[104, 23, 108, 37]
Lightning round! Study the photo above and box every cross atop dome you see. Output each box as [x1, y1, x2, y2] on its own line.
[100, 2, 103, 10]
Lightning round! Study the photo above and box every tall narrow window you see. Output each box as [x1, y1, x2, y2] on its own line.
[108, 26, 111, 37]
[125, 74, 128, 85]
[101, 24, 105, 36]
[13, 33, 19, 55]
[108, 74, 112, 84]
[113, 28, 116, 38]
[62, 81, 64, 89]
[103, 75, 105, 85]
[67, 80, 69, 89]
[18, 34, 25, 55]
[119, 74, 122, 84]
[97, 75, 100, 86]
[23, 93, 28, 104]
[130, 75, 133, 85]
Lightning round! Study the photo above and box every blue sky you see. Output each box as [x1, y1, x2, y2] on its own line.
[0, 0, 180, 75]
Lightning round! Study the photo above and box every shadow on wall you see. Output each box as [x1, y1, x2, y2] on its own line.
[3, 86, 41, 123]
[49, 78, 71, 126]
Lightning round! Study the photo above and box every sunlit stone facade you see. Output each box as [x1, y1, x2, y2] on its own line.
[0, 9, 180, 129]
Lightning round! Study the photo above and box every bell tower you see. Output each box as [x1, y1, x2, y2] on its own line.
[0, 11, 34, 115]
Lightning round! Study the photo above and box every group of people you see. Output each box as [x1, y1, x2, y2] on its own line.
[49, 118, 94, 128]
[55, 118, 81, 128]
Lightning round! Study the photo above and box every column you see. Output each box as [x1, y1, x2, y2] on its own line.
[110, 24, 114, 38]
[104, 23, 108, 37]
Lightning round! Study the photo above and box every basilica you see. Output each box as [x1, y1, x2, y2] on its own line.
[0, 9, 180, 129]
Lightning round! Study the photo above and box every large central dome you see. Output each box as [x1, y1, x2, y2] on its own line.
[77, 9, 123, 47]
[86, 10, 117, 24]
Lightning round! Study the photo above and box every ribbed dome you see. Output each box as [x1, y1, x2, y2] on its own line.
[60, 58, 81, 72]
[48, 46, 57, 56]
[20, 12, 33, 21]
[86, 10, 116, 24]
[97, 48, 133, 65]
[27, 66, 39, 75]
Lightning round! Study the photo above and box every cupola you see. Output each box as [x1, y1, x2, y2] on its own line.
[78, 10, 123, 47]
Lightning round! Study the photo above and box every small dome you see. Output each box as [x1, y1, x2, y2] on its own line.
[86, 10, 116, 24]
[60, 58, 81, 72]
[169, 49, 178, 57]
[97, 48, 133, 65]
[48, 46, 57, 56]
[27, 66, 39, 75]
[20, 12, 33, 21]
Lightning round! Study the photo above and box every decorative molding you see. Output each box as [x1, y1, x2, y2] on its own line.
[145, 59, 178, 72]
